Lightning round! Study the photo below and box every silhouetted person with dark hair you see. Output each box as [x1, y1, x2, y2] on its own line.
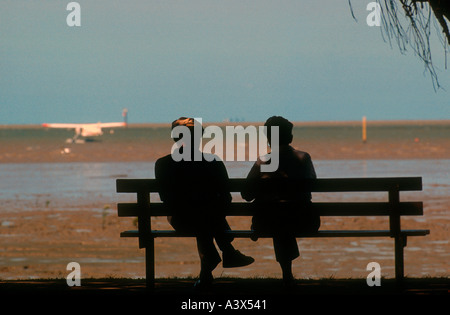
[155, 117, 254, 289]
[241, 116, 320, 287]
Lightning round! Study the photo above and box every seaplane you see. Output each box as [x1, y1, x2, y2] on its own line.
[42, 108, 128, 143]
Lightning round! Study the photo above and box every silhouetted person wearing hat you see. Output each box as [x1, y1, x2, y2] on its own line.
[241, 116, 320, 287]
[155, 117, 254, 289]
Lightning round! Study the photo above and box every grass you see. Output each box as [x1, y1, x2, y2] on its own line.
[1, 277, 447, 311]
[1, 276, 448, 295]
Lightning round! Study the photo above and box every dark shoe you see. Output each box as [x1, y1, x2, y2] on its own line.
[222, 250, 254, 268]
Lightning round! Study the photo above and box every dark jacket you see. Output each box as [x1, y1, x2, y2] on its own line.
[242, 145, 320, 234]
[155, 152, 231, 232]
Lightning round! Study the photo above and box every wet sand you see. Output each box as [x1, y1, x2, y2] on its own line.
[0, 202, 448, 281]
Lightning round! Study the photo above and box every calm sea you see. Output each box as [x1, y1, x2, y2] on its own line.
[0, 159, 448, 213]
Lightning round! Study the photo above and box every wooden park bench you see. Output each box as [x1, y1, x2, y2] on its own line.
[116, 177, 429, 288]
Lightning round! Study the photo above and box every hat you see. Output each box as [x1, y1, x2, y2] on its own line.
[171, 117, 195, 129]
[170, 117, 203, 143]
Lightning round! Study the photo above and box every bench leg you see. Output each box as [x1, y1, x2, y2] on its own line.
[394, 235, 406, 283]
[145, 237, 155, 289]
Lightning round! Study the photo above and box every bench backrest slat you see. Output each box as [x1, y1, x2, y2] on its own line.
[117, 177, 423, 220]
[116, 177, 422, 193]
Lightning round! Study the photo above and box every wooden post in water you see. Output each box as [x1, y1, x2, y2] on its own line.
[362, 116, 367, 143]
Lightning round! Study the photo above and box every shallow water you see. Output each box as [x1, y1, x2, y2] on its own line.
[0, 159, 448, 212]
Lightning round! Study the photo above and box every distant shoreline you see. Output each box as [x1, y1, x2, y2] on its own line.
[1, 119, 449, 129]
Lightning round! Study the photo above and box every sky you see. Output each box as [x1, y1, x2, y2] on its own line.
[1, 0, 449, 125]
